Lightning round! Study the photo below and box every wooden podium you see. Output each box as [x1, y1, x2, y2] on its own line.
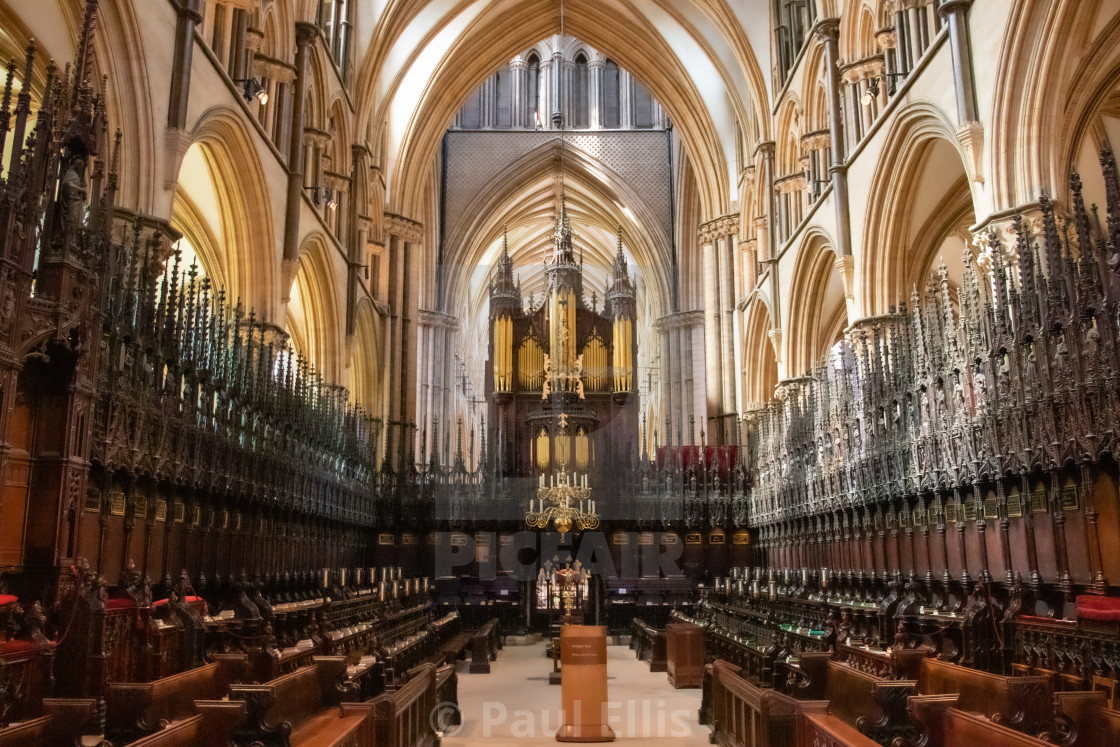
[665, 622, 704, 688]
[556, 625, 616, 742]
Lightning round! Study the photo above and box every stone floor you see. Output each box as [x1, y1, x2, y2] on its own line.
[441, 639, 710, 746]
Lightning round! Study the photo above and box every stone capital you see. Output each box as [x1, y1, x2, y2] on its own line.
[295, 22, 320, 48]
[875, 28, 899, 50]
[938, 0, 973, 19]
[654, 309, 705, 332]
[385, 212, 424, 243]
[417, 309, 462, 331]
[816, 18, 841, 44]
[253, 53, 297, 84]
[323, 171, 350, 192]
[775, 173, 808, 195]
[834, 254, 855, 300]
[698, 214, 740, 244]
[801, 129, 831, 151]
[956, 121, 985, 185]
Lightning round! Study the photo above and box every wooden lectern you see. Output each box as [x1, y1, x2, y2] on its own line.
[556, 625, 615, 742]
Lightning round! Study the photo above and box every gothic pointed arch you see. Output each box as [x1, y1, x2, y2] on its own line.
[184, 106, 279, 319]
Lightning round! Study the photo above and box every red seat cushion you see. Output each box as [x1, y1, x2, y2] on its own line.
[1076, 595, 1120, 621]
[0, 595, 17, 607]
[0, 639, 39, 659]
[153, 596, 207, 615]
[106, 597, 136, 611]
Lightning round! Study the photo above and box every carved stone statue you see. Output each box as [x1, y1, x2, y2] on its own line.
[57, 155, 88, 245]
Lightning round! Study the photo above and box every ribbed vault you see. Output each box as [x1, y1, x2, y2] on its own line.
[353, 0, 767, 222]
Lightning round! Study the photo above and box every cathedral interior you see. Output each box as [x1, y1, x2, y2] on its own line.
[2, 0, 1120, 745]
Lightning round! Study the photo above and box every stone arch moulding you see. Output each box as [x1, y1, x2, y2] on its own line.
[990, 0, 1120, 213]
[785, 228, 841, 376]
[290, 233, 345, 384]
[349, 297, 384, 414]
[741, 295, 779, 405]
[188, 106, 279, 321]
[859, 101, 974, 317]
[441, 138, 674, 319]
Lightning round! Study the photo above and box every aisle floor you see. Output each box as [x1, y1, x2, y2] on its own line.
[441, 640, 710, 746]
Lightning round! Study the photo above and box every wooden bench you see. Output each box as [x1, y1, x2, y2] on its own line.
[371, 661, 439, 747]
[708, 659, 800, 747]
[106, 654, 248, 743]
[439, 631, 472, 664]
[824, 660, 916, 744]
[797, 701, 881, 747]
[469, 619, 498, 674]
[633, 618, 667, 672]
[836, 642, 929, 680]
[230, 656, 376, 746]
[941, 706, 1053, 746]
[125, 701, 247, 747]
[918, 657, 1053, 736]
[435, 663, 460, 728]
[0, 698, 99, 747]
[1053, 691, 1120, 747]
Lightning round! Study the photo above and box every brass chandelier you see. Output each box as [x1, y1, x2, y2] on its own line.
[526, 460, 598, 534]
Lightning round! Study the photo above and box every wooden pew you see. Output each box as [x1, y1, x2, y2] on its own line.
[633, 618, 667, 672]
[836, 642, 928, 681]
[125, 701, 247, 747]
[435, 663, 460, 728]
[371, 661, 439, 747]
[823, 660, 917, 745]
[106, 654, 249, 743]
[469, 619, 498, 674]
[918, 657, 1053, 736]
[708, 659, 800, 747]
[439, 631, 472, 664]
[230, 656, 376, 746]
[897, 693, 960, 747]
[941, 707, 1054, 746]
[1053, 691, 1120, 747]
[0, 698, 99, 747]
[797, 701, 881, 747]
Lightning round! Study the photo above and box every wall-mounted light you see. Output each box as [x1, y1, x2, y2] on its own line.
[234, 77, 268, 105]
[304, 185, 338, 209]
[861, 73, 907, 105]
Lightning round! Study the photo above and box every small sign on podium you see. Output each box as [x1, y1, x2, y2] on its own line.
[556, 625, 615, 742]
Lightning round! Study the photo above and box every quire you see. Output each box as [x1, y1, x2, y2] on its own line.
[0, 2, 1118, 747]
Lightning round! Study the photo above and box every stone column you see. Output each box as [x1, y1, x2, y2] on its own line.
[510, 59, 528, 128]
[345, 145, 367, 337]
[283, 23, 319, 266]
[939, 0, 979, 123]
[894, 6, 911, 73]
[417, 310, 460, 466]
[907, 4, 924, 66]
[551, 51, 564, 127]
[588, 59, 604, 129]
[742, 238, 758, 291]
[717, 219, 740, 434]
[700, 223, 724, 434]
[168, 0, 203, 129]
[619, 70, 633, 129]
[659, 328, 672, 441]
[877, 28, 899, 82]
[818, 20, 853, 263]
[229, 7, 249, 80]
